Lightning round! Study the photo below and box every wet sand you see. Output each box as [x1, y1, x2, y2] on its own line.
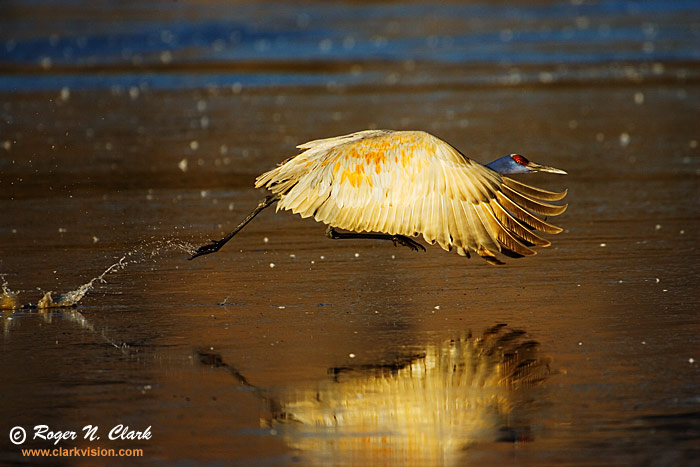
[2, 1, 700, 465]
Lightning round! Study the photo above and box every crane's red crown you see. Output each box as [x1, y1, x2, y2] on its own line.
[511, 154, 529, 166]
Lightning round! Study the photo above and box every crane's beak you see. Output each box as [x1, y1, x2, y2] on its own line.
[527, 162, 567, 174]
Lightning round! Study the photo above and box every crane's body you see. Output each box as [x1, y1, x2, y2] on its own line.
[191, 130, 568, 265]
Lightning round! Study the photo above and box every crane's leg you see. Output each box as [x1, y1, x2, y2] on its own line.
[189, 194, 280, 260]
[325, 226, 426, 252]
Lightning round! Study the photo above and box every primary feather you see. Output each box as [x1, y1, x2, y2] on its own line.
[255, 130, 567, 264]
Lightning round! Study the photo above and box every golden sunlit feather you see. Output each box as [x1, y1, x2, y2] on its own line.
[502, 177, 568, 201]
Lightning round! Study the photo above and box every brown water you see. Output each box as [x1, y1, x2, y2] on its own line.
[2, 1, 699, 465]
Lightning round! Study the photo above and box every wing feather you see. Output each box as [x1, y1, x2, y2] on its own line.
[481, 204, 536, 257]
[457, 201, 479, 253]
[496, 192, 564, 234]
[440, 163, 465, 249]
[501, 184, 568, 216]
[394, 202, 410, 238]
[436, 193, 451, 250]
[472, 203, 503, 253]
[378, 201, 393, 234]
[407, 196, 421, 235]
[503, 177, 568, 201]
[423, 191, 437, 245]
[490, 199, 550, 247]
[446, 198, 462, 251]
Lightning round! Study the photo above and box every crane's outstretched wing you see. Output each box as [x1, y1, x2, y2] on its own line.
[255, 130, 567, 264]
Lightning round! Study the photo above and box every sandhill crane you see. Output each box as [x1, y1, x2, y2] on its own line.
[190, 130, 567, 265]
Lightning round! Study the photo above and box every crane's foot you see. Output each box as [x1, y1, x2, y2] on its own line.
[325, 226, 342, 240]
[390, 235, 426, 252]
[188, 238, 225, 260]
[325, 226, 425, 252]
[188, 194, 281, 261]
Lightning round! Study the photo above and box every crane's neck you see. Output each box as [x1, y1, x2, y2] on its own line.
[485, 155, 528, 175]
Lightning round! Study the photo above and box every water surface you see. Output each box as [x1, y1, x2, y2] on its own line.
[1, 0, 699, 464]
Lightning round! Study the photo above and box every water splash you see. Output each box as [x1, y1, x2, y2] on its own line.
[1, 278, 20, 310]
[37, 256, 129, 309]
[2, 238, 194, 342]
[27, 238, 196, 309]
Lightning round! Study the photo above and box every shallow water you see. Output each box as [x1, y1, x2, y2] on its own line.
[1, 1, 699, 465]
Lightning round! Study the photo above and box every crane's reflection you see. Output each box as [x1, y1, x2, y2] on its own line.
[199, 324, 551, 465]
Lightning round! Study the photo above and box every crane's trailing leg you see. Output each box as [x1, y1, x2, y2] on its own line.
[189, 194, 280, 260]
[325, 226, 426, 252]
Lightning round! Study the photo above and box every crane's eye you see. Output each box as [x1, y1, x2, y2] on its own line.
[511, 154, 529, 165]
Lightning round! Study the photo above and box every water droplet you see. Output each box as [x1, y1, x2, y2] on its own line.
[59, 87, 70, 102]
[499, 29, 513, 42]
[318, 38, 333, 53]
[160, 29, 174, 44]
[538, 71, 554, 83]
[160, 51, 172, 64]
[652, 62, 665, 75]
[619, 132, 630, 147]
[342, 36, 355, 50]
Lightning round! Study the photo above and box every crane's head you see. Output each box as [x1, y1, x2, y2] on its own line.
[486, 154, 567, 175]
